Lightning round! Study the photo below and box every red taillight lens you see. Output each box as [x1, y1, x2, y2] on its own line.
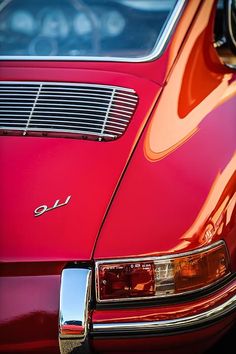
[96, 241, 230, 302]
[98, 262, 156, 301]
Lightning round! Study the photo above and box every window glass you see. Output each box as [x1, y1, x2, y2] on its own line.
[0, 0, 177, 59]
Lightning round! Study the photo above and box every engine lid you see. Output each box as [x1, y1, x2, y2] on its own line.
[0, 76, 161, 262]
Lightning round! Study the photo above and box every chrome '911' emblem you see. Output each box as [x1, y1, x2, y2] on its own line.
[34, 195, 71, 217]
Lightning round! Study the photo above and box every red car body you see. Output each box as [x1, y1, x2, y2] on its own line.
[0, 0, 235, 353]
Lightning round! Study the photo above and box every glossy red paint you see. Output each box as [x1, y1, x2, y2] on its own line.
[94, 98, 236, 259]
[94, 0, 236, 262]
[0, 270, 61, 353]
[0, 0, 235, 353]
[0, 73, 161, 262]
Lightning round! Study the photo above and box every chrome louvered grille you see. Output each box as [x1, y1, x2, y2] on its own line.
[0, 82, 138, 141]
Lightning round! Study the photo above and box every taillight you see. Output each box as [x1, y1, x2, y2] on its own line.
[96, 241, 230, 302]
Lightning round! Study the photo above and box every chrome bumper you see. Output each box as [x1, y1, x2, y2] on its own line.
[59, 268, 236, 353]
[59, 268, 92, 354]
[92, 293, 236, 334]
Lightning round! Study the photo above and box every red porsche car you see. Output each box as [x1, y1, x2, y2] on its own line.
[0, 0, 235, 353]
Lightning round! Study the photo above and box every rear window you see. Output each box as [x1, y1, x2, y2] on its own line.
[0, 0, 182, 61]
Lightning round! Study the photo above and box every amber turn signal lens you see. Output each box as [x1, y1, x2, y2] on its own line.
[173, 244, 229, 293]
[96, 241, 230, 302]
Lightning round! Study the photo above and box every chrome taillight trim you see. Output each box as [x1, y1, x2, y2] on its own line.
[95, 240, 230, 303]
[0, 81, 138, 141]
[0, 0, 186, 63]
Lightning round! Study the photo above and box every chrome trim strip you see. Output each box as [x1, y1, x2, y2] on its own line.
[101, 88, 116, 136]
[59, 268, 92, 354]
[93, 293, 236, 334]
[0, 0, 186, 63]
[0, 127, 117, 138]
[28, 126, 123, 135]
[95, 240, 225, 264]
[24, 83, 42, 135]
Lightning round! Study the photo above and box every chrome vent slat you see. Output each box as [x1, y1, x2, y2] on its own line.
[43, 87, 113, 93]
[0, 86, 39, 89]
[28, 118, 126, 128]
[114, 95, 138, 103]
[34, 105, 131, 116]
[0, 113, 131, 124]
[39, 94, 113, 101]
[32, 111, 130, 120]
[109, 109, 132, 117]
[102, 129, 123, 135]
[0, 114, 29, 121]
[32, 111, 109, 118]
[1, 98, 136, 110]
[28, 126, 123, 135]
[0, 110, 130, 122]
[0, 107, 33, 112]
[0, 112, 30, 115]
[29, 118, 127, 128]
[0, 117, 29, 120]
[37, 97, 136, 108]
[0, 98, 38, 101]
[0, 93, 39, 96]
[37, 98, 110, 106]
[28, 123, 125, 132]
[0, 82, 138, 141]
[0, 104, 131, 122]
[40, 90, 138, 101]
[42, 83, 134, 91]
[40, 90, 113, 98]
[40, 87, 137, 98]
[0, 103, 38, 106]
[2, 121, 27, 127]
